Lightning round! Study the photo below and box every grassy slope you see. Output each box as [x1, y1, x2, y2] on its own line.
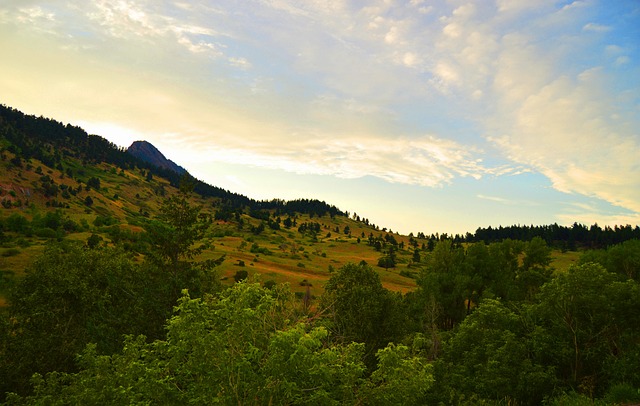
[0, 149, 582, 306]
[0, 150, 420, 302]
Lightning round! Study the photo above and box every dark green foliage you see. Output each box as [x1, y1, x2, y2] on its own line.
[251, 221, 265, 235]
[0, 244, 163, 398]
[413, 238, 553, 332]
[267, 218, 280, 230]
[377, 255, 395, 269]
[249, 209, 270, 220]
[4, 214, 29, 233]
[424, 259, 640, 403]
[470, 222, 640, 249]
[144, 189, 224, 300]
[93, 214, 117, 227]
[431, 300, 555, 405]
[9, 156, 22, 168]
[412, 248, 421, 263]
[234, 270, 248, 282]
[86, 176, 101, 190]
[580, 239, 640, 281]
[3, 211, 79, 240]
[604, 383, 640, 404]
[86, 233, 103, 249]
[417, 240, 469, 329]
[518, 236, 553, 300]
[32, 211, 63, 231]
[321, 263, 407, 366]
[250, 243, 272, 255]
[532, 262, 640, 394]
[213, 207, 234, 221]
[298, 221, 321, 239]
[4, 283, 433, 405]
[39, 175, 59, 198]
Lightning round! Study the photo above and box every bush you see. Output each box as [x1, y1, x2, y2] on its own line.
[399, 270, 417, 279]
[86, 234, 103, 249]
[5, 214, 29, 233]
[1, 248, 20, 257]
[86, 177, 101, 190]
[33, 228, 58, 239]
[250, 243, 272, 256]
[94, 215, 117, 227]
[605, 383, 640, 404]
[234, 270, 248, 283]
[377, 256, 396, 269]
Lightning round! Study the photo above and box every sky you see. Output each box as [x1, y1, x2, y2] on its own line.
[0, 0, 639, 236]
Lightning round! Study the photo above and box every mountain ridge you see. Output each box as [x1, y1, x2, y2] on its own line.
[126, 140, 187, 176]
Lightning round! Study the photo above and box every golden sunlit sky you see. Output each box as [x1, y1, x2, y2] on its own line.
[1, 0, 638, 235]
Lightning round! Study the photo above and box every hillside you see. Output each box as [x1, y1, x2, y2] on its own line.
[3, 103, 638, 299]
[3, 104, 636, 301]
[0, 105, 424, 303]
[3, 105, 640, 405]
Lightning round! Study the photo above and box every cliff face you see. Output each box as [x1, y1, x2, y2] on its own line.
[127, 141, 187, 175]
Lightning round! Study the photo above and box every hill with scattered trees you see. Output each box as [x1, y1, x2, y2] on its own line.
[1, 104, 639, 405]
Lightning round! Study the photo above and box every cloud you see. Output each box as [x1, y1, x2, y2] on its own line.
[183, 132, 497, 188]
[1, 0, 638, 227]
[477, 194, 537, 206]
[455, 3, 640, 218]
[489, 64, 640, 214]
[582, 22, 611, 32]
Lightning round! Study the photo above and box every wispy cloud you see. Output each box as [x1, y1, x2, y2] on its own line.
[583, 22, 611, 32]
[1, 0, 638, 231]
[477, 194, 540, 207]
[185, 134, 498, 188]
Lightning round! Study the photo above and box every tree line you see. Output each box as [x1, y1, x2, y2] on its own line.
[467, 222, 640, 249]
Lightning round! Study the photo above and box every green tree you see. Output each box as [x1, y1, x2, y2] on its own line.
[86, 176, 100, 190]
[486, 239, 524, 301]
[0, 244, 159, 399]
[320, 263, 406, 366]
[233, 269, 248, 282]
[145, 188, 223, 300]
[6, 282, 434, 405]
[518, 236, 552, 301]
[361, 343, 434, 405]
[431, 299, 555, 405]
[412, 248, 421, 263]
[580, 239, 640, 281]
[377, 255, 395, 269]
[532, 262, 640, 395]
[86, 233, 103, 249]
[4, 213, 29, 233]
[417, 240, 468, 329]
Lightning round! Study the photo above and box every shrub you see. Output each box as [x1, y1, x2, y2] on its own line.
[234, 270, 248, 283]
[1, 248, 20, 257]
